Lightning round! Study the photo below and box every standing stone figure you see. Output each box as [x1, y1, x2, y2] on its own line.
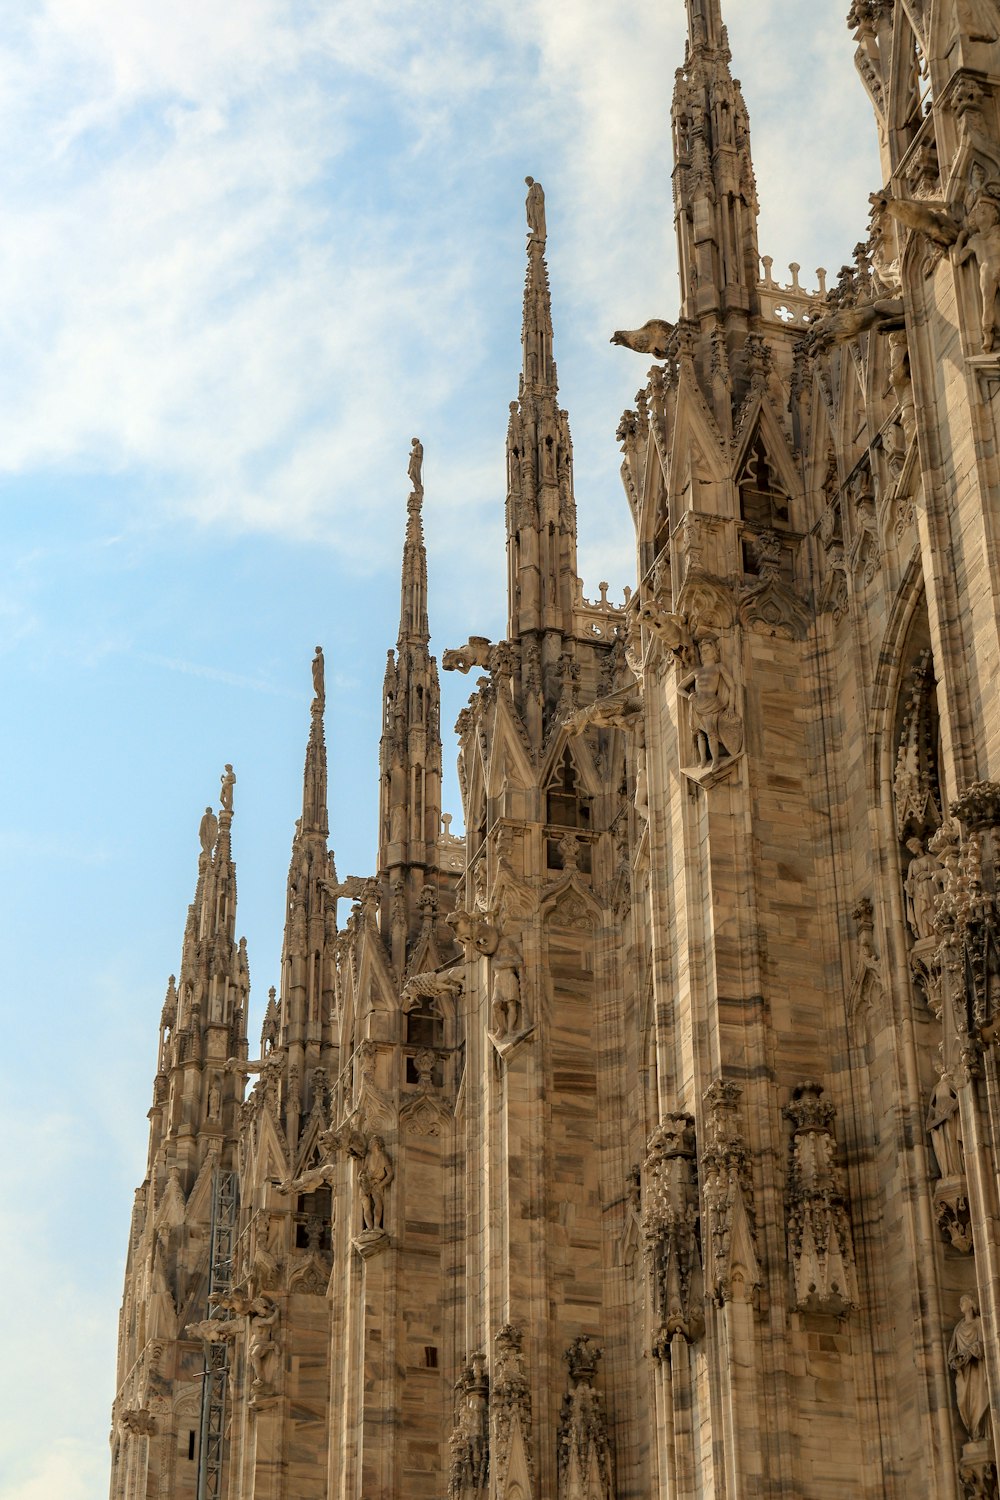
[525, 175, 546, 244]
[949, 1296, 990, 1440]
[249, 1296, 280, 1391]
[220, 764, 236, 813]
[678, 637, 742, 766]
[198, 805, 218, 855]
[955, 192, 1000, 352]
[927, 1072, 963, 1179]
[312, 645, 325, 704]
[490, 933, 524, 1039]
[904, 836, 944, 940]
[359, 1136, 393, 1232]
[408, 437, 424, 493]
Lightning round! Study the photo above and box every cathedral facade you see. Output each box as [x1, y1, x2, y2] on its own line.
[111, 2, 1000, 1496]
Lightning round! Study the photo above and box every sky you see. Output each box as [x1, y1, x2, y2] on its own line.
[0, 4, 881, 1497]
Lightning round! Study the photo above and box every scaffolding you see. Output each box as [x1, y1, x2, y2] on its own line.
[196, 1168, 239, 1500]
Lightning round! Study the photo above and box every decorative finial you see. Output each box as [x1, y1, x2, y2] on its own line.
[220, 764, 235, 814]
[525, 175, 546, 246]
[312, 646, 325, 707]
[407, 436, 423, 495]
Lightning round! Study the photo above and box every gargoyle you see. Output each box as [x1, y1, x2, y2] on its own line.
[610, 319, 676, 359]
[401, 967, 465, 1009]
[807, 297, 906, 348]
[563, 686, 643, 734]
[869, 189, 960, 249]
[186, 1317, 239, 1343]
[442, 636, 493, 673]
[277, 1161, 336, 1196]
[636, 602, 694, 660]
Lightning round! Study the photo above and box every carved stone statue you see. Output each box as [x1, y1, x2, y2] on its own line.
[955, 193, 1000, 352]
[678, 637, 742, 766]
[610, 319, 676, 359]
[207, 1077, 221, 1122]
[199, 805, 218, 855]
[525, 175, 546, 243]
[490, 932, 524, 1039]
[408, 437, 424, 493]
[927, 1071, 963, 1179]
[312, 645, 324, 703]
[220, 764, 236, 813]
[950, 1296, 990, 1441]
[248, 1296, 280, 1391]
[905, 836, 945, 940]
[358, 1136, 393, 1232]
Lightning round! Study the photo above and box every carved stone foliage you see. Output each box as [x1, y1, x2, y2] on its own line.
[557, 1337, 614, 1500]
[738, 531, 809, 639]
[783, 1082, 858, 1316]
[642, 1113, 704, 1354]
[491, 1324, 534, 1499]
[700, 1081, 760, 1306]
[120, 1407, 156, 1436]
[449, 1352, 489, 1500]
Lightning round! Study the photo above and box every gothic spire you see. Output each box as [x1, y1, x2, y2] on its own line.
[399, 438, 429, 647]
[685, 0, 725, 52]
[672, 0, 759, 326]
[521, 176, 556, 397]
[378, 443, 443, 964]
[273, 652, 338, 1107]
[301, 646, 329, 838]
[505, 177, 579, 641]
[150, 774, 247, 1188]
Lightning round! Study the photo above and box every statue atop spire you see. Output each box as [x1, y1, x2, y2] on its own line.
[398, 439, 429, 647]
[311, 645, 325, 710]
[407, 436, 424, 496]
[220, 763, 235, 815]
[525, 175, 546, 248]
[301, 647, 329, 838]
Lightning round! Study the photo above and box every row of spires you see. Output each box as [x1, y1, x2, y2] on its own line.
[148, 0, 762, 1153]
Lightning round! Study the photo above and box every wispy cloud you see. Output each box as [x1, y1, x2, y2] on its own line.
[137, 650, 305, 697]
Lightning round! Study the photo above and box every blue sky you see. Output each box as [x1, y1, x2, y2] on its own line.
[0, 4, 879, 1496]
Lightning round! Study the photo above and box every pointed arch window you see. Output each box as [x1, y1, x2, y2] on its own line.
[738, 435, 789, 530]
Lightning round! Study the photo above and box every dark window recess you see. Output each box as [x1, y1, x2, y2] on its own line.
[405, 1003, 443, 1050]
[293, 1186, 332, 1252]
[424, 1346, 439, 1369]
[546, 838, 592, 874]
[546, 749, 591, 829]
[187, 1431, 196, 1461]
